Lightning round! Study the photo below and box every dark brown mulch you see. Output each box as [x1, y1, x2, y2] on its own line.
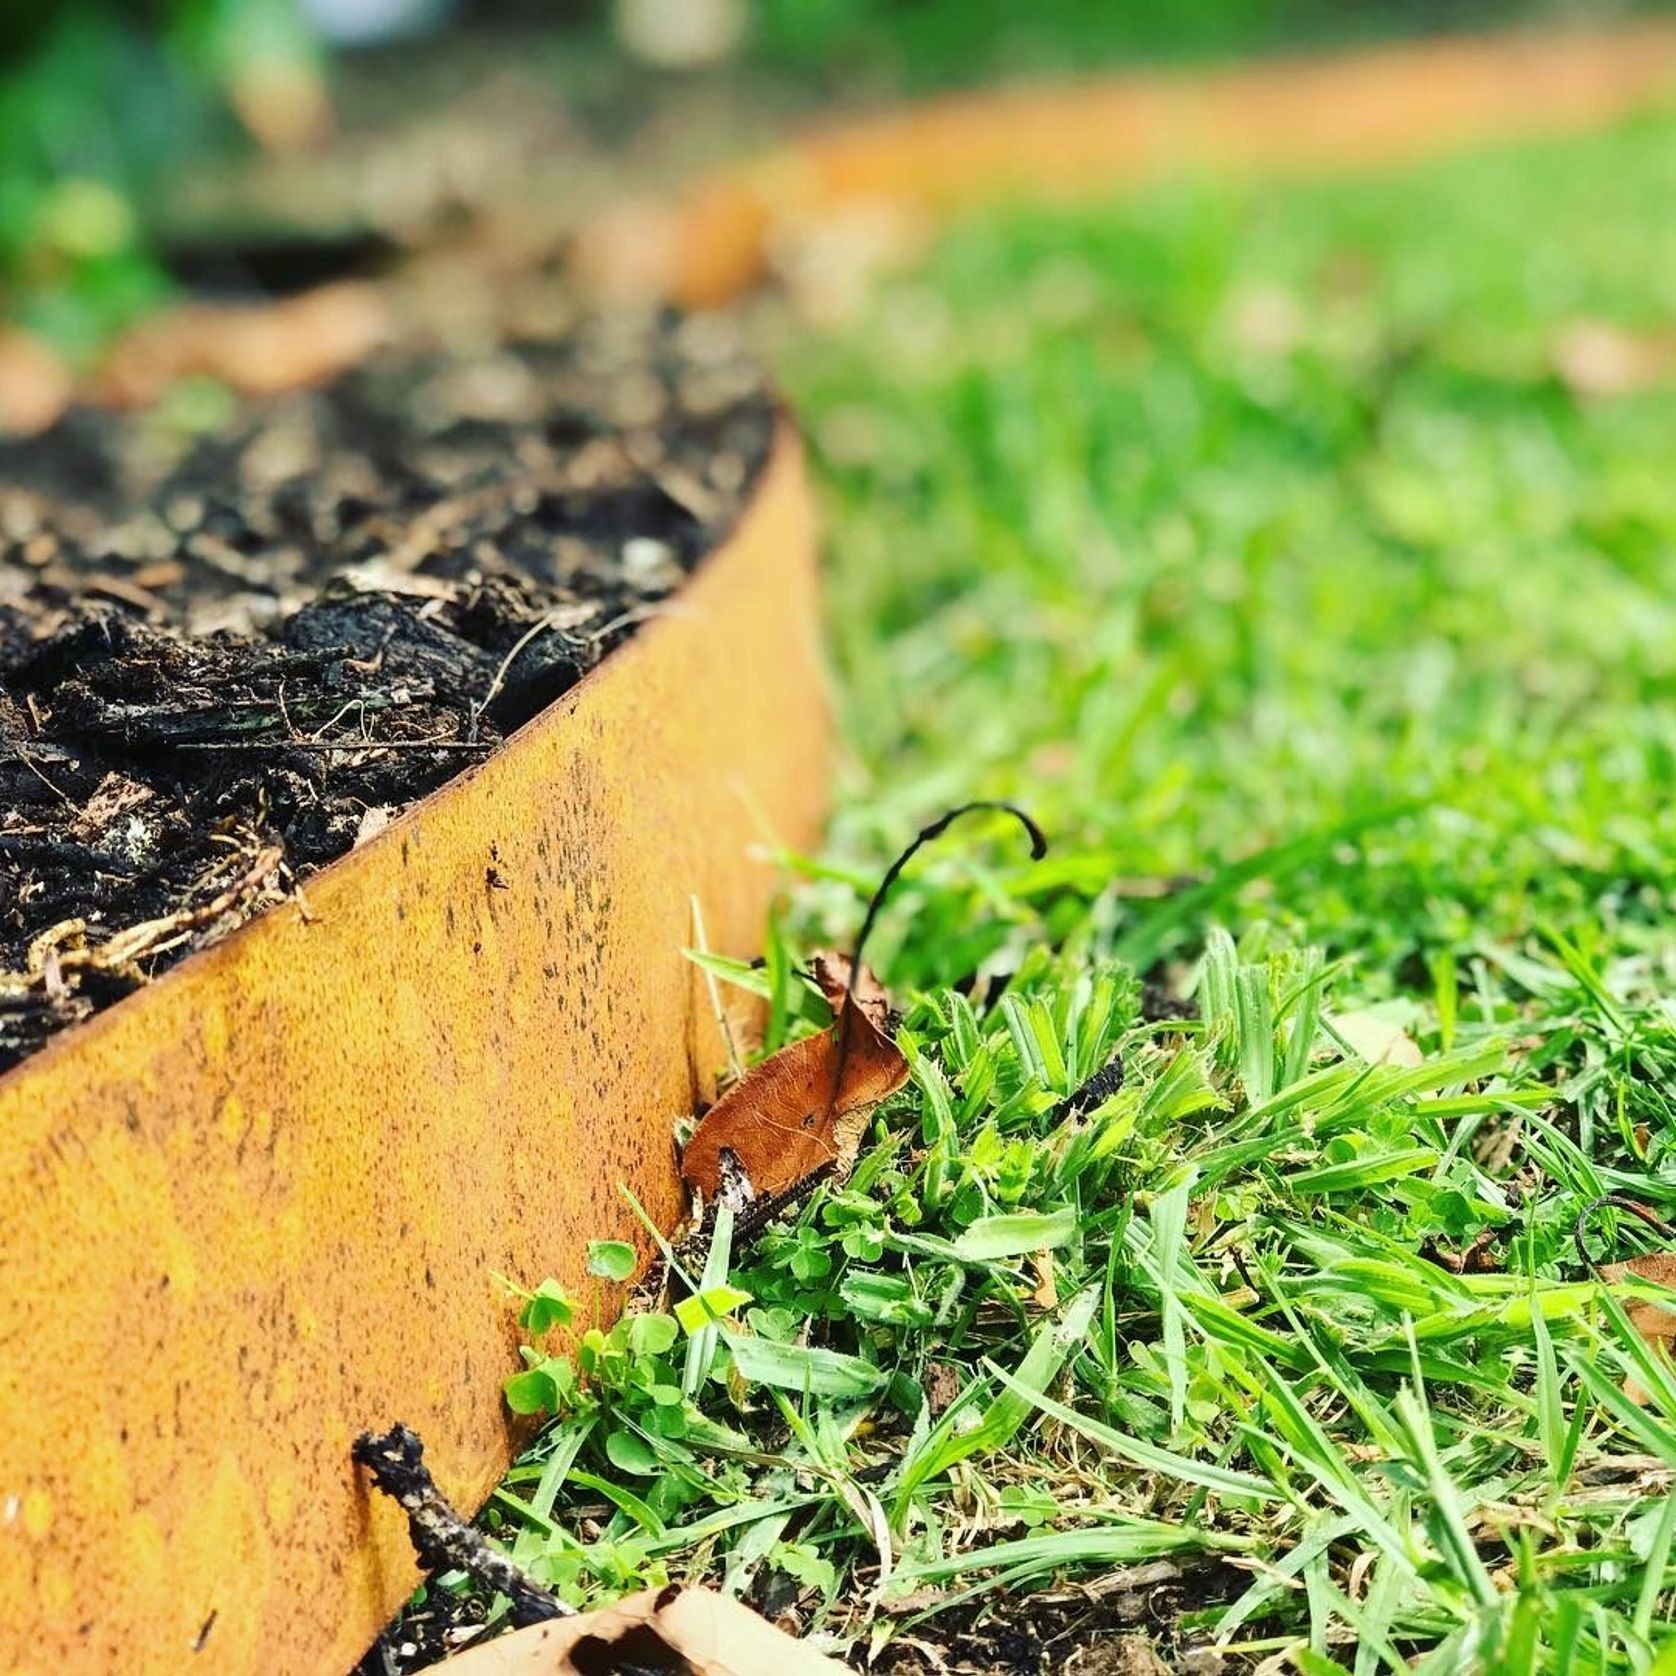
[0, 312, 773, 1072]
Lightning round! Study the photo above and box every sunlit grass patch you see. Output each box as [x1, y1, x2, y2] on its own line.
[487, 110, 1676, 1669]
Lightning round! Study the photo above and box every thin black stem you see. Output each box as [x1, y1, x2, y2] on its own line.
[828, 800, 1047, 1117]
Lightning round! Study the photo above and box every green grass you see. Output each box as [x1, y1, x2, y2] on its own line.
[744, 0, 1665, 93]
[481, 109, 1676, 1671]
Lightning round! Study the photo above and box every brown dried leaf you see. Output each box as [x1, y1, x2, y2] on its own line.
[95, 281, 388, 408]
[1553, 318, 1676, 399]
[925, 1362, 960, 1416]
[1030, 1249, 1059, 1312]
[1604, 1251, 1676, 1405]
[808, 948, 890, 1032]
[438, 1585, 843, 1675]
[682, 955, 907, 1201]
[0, 328, 72, 437]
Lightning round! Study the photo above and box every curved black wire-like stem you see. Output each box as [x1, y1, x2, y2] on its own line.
[826, 800, 1049, 1119]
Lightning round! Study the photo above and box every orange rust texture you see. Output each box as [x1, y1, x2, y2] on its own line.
[575, 21, 1676, 308]
[0, 430, 827, 1675]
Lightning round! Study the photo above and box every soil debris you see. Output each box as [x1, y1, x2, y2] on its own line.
[0, 313, 772, 1072]
[355, 1429, 844, 1676]
[863, 1560, 1239, 1675]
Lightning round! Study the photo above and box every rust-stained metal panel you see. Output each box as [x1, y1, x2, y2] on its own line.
[9, 20, 1671, 1669]
[0, 426, 827, 1675]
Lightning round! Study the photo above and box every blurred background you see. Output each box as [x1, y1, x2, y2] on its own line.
[0, 0, 1664, 418]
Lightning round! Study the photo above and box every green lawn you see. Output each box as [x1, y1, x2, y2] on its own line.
[491, 108, 1676, 1672]
[744, 0, 1660, 92]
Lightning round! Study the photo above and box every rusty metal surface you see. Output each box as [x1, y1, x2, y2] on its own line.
[7, 21, 1671, 1669]
[576, 20, 1676, 308]
[0, 426, 827, 1675]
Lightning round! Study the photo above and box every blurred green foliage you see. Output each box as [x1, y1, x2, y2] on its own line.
[778, 103, 1676, 994]
[1, 11, 177, 353]
[0, 1, 314, 356]
[744, 0, 1654, 91]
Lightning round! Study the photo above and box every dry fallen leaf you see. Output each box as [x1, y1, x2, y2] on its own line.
[0, 327, 73, 436]
[95, 281, 389, 408]
[1329, 1010, 1423, 1069]
[683, 803, 1046, 1207]
[1030, 1248, 1059, 1311]
[1603, 1251, 1676, 1405]
[925, 1361, 961, 1416]
[681, 950, 908, 1203]
[438, 1585, 843, 1675]
[809, 948, 890, 1031]
[1553, 318, 1676, 399]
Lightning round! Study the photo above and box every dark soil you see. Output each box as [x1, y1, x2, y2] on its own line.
[858, 1564, 1246, 1674]
[0, 313, 773, 1072]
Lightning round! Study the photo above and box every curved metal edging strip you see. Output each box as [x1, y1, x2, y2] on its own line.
[0, 423, 828, 1675]
[8, 18, 1676, 1670]
[576, 20, 1676, 308]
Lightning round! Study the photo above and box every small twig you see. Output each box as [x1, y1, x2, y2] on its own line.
[353, 1424, 571, 1625]
[172, 738, 495, 755]
[1423, 1223, 1515, 1275]
[22, 842, 283, 984]
[306, 695, 368, 743]
[591, 602, 668, 640]
[11, 748, 77, 808]
[1049, 1053, 1125, 1124]
[690, 894, 743, 1083]
[471, 610, 577, 740]
[847, 801, 1049, 987]
[1574, 1193, 1676, 1275]
[735, 1161, 836, 1240]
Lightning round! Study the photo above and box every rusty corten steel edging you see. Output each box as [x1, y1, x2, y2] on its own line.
[0, 424, 827, 1675]
[5, 20, 1668, 1668]
[575, 20, 1676, 308]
